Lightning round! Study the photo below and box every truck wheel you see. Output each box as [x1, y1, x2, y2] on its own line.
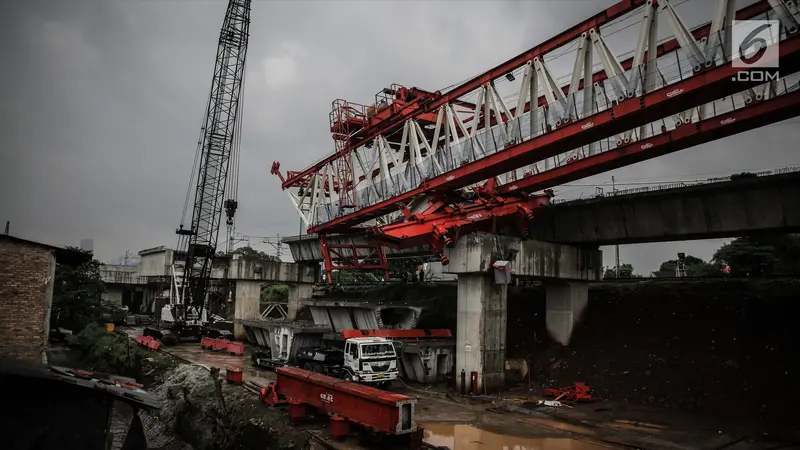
[379, 381, 391, 389]
[301, 362, 313, 371]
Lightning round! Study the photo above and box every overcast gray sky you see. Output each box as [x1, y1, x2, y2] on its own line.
[2, 0, 798, 274]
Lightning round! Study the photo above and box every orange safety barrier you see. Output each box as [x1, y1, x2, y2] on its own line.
[212, 338, 229, 351]
[200, 337, 216, 350]
[136, 335, 160, 352]
[341, 329, 452, 339]
[227, 341, 245, 356]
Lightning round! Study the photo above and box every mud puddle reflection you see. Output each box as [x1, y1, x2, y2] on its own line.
[422, 423, 615, 450]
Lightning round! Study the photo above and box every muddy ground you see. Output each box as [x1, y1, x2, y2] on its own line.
[340, 280, 800, 441]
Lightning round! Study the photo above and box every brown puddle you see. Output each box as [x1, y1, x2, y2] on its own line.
[421, 423, 613, 450]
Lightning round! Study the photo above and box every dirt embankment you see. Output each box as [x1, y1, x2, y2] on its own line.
[508, 280, 800, 440]
[141, 364, 309, 450]
[60, 326, 311, 449]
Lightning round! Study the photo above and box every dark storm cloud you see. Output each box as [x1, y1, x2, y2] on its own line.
[1, 0, 797, 273]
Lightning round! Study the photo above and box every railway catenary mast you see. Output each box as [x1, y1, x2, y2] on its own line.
[163, 0, 251, 341]
[272, 0, 800, 283]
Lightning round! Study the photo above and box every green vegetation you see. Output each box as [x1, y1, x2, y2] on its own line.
[76, 323, 174, 378]
[659, 254, 719, 277]
[712, 234, 800, 276]
[652, 234, 800, 277]
[51, 247, 122, 332]
[232, 245, 280, 262]
[603, 263, 640, 278]
[261, 284, 288, 302]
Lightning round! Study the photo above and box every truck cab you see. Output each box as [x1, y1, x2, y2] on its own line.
[342, 337, 399, 387]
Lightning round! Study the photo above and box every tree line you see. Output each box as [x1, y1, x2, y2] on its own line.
[604, 234, 800, 278]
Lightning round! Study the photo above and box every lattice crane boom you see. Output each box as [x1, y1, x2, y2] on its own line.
[175, 0, 251, 322]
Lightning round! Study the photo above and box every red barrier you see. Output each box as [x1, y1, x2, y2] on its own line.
[212, 338, 229, 351]
[275, 366, 416, 435]
[341, 329, 452, 339]
[200, 337, 215, 350]
[136, 335, 160, 352]
[227, 341, 244, 356]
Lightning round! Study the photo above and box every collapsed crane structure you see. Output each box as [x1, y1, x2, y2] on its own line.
[148, 0, 251, 343]
[272, 0, 800, 283]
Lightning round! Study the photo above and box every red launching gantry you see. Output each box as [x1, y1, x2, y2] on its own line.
[272, 0, 800, 283]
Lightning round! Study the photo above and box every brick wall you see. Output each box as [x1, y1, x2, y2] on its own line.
[0, 239, 56, 363]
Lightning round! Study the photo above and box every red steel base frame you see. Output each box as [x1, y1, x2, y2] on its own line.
[274, 366, 416, 435]
[543, 382, 595, 404]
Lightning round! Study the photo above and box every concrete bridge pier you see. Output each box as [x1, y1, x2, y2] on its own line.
[287, 282, 313, 320]
[445, 233, 602, 393]
[233, 280, 262, 340]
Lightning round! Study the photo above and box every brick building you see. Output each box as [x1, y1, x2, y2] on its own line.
[0, 235, 88, 363]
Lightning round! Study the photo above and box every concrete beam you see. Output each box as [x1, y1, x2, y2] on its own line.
[444, 233, 601, 281]
[530, 171, 800, 245]
[283, 233, 431, 263]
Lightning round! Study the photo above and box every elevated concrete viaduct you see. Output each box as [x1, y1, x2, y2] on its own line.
[530, 170, 800, 246]
[131, 247, 318, 340]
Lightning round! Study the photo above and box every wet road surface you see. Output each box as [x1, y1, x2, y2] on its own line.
[421, 423, 614, 450]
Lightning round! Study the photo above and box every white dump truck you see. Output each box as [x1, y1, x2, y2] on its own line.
[252, 335, 400, 388]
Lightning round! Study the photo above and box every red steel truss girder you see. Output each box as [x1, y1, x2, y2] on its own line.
[280, 1, 771, 190]
[280, 0, 648, 189]
[320, 234, 389, 283]
[466, 0, 773, 129]
[374, 194, 551, 249]
[310, 34, 800, 234]
[360, 91, 800, 253]
[275, 366, 416, 435]
[498, 90, 800, 196]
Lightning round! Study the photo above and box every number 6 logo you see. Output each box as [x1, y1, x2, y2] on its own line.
[732, 20, 780, 69]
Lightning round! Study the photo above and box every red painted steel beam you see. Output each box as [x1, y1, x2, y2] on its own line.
[275, 366, 415, 435]
[281, 0, 648, 189]
[341, 329, 453, 339]
[467, 0, 773, 129]
[282, 1, 772, 189]
[375, 194, 551, 248]
[498, 90, 800, 196]
[363, 91, 800, 250]
[310, 34, 800, 234]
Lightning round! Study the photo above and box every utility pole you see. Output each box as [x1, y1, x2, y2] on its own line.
[3, 221, 8, 235]
[613, 176, 620, 277]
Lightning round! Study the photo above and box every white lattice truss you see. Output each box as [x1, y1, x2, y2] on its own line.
[284, 0, 800, 229]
